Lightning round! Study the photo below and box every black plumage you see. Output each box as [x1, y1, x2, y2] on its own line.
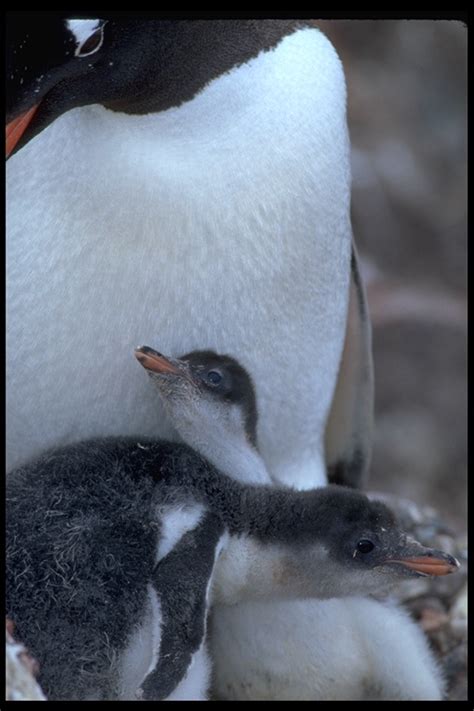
[6, 350, 458, 700]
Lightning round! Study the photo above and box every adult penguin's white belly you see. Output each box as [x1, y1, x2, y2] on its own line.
[7, 27, 351, 481]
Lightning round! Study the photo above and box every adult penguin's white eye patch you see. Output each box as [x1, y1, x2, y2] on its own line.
[66, 19, 106, 58]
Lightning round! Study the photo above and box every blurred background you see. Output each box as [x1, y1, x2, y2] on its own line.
[315, 20, 467, 532]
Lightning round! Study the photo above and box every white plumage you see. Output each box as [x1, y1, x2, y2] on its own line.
[7, 28, 350, 487]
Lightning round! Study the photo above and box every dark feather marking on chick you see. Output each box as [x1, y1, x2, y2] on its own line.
[142, 512, 224, 700]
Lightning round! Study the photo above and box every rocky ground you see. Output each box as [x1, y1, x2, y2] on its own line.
[367, 492, 468, 700]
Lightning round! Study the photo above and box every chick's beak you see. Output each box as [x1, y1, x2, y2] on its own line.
[385, 549, 460, 577]
[134, 346, 182, 375]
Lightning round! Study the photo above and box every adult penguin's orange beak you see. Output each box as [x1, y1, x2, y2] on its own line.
[6, 104, 39, 158]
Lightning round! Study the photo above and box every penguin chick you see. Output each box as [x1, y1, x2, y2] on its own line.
[139, 347, 458, 701]
[134, 346, 458, 602]
[6, 348, 458, 701]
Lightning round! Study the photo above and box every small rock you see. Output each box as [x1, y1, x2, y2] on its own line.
[449, 584, 467, 637]
[5, 622, 46, 701]
[408, 596, 447, 618]
[418, 607, 450, 632]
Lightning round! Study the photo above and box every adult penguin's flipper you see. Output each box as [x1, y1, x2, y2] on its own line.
[325, 242, 374, 489]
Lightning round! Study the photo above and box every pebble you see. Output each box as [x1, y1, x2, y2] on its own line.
[5, 622, 45, 701]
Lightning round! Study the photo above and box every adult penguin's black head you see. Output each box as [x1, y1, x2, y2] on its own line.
[6, 13, 300, 158]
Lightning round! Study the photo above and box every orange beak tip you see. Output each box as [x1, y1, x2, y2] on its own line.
[6, 103, 40, 158]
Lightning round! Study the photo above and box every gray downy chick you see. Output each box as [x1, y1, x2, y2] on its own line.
[6, 347, 458, 700]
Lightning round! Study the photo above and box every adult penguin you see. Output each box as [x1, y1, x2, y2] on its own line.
[6, 15, 374, 701]
[6, 14, 372, 489]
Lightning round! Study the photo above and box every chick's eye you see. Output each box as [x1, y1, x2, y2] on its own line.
[207, 370, 222, 385]
[357, 539, 375, 554]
